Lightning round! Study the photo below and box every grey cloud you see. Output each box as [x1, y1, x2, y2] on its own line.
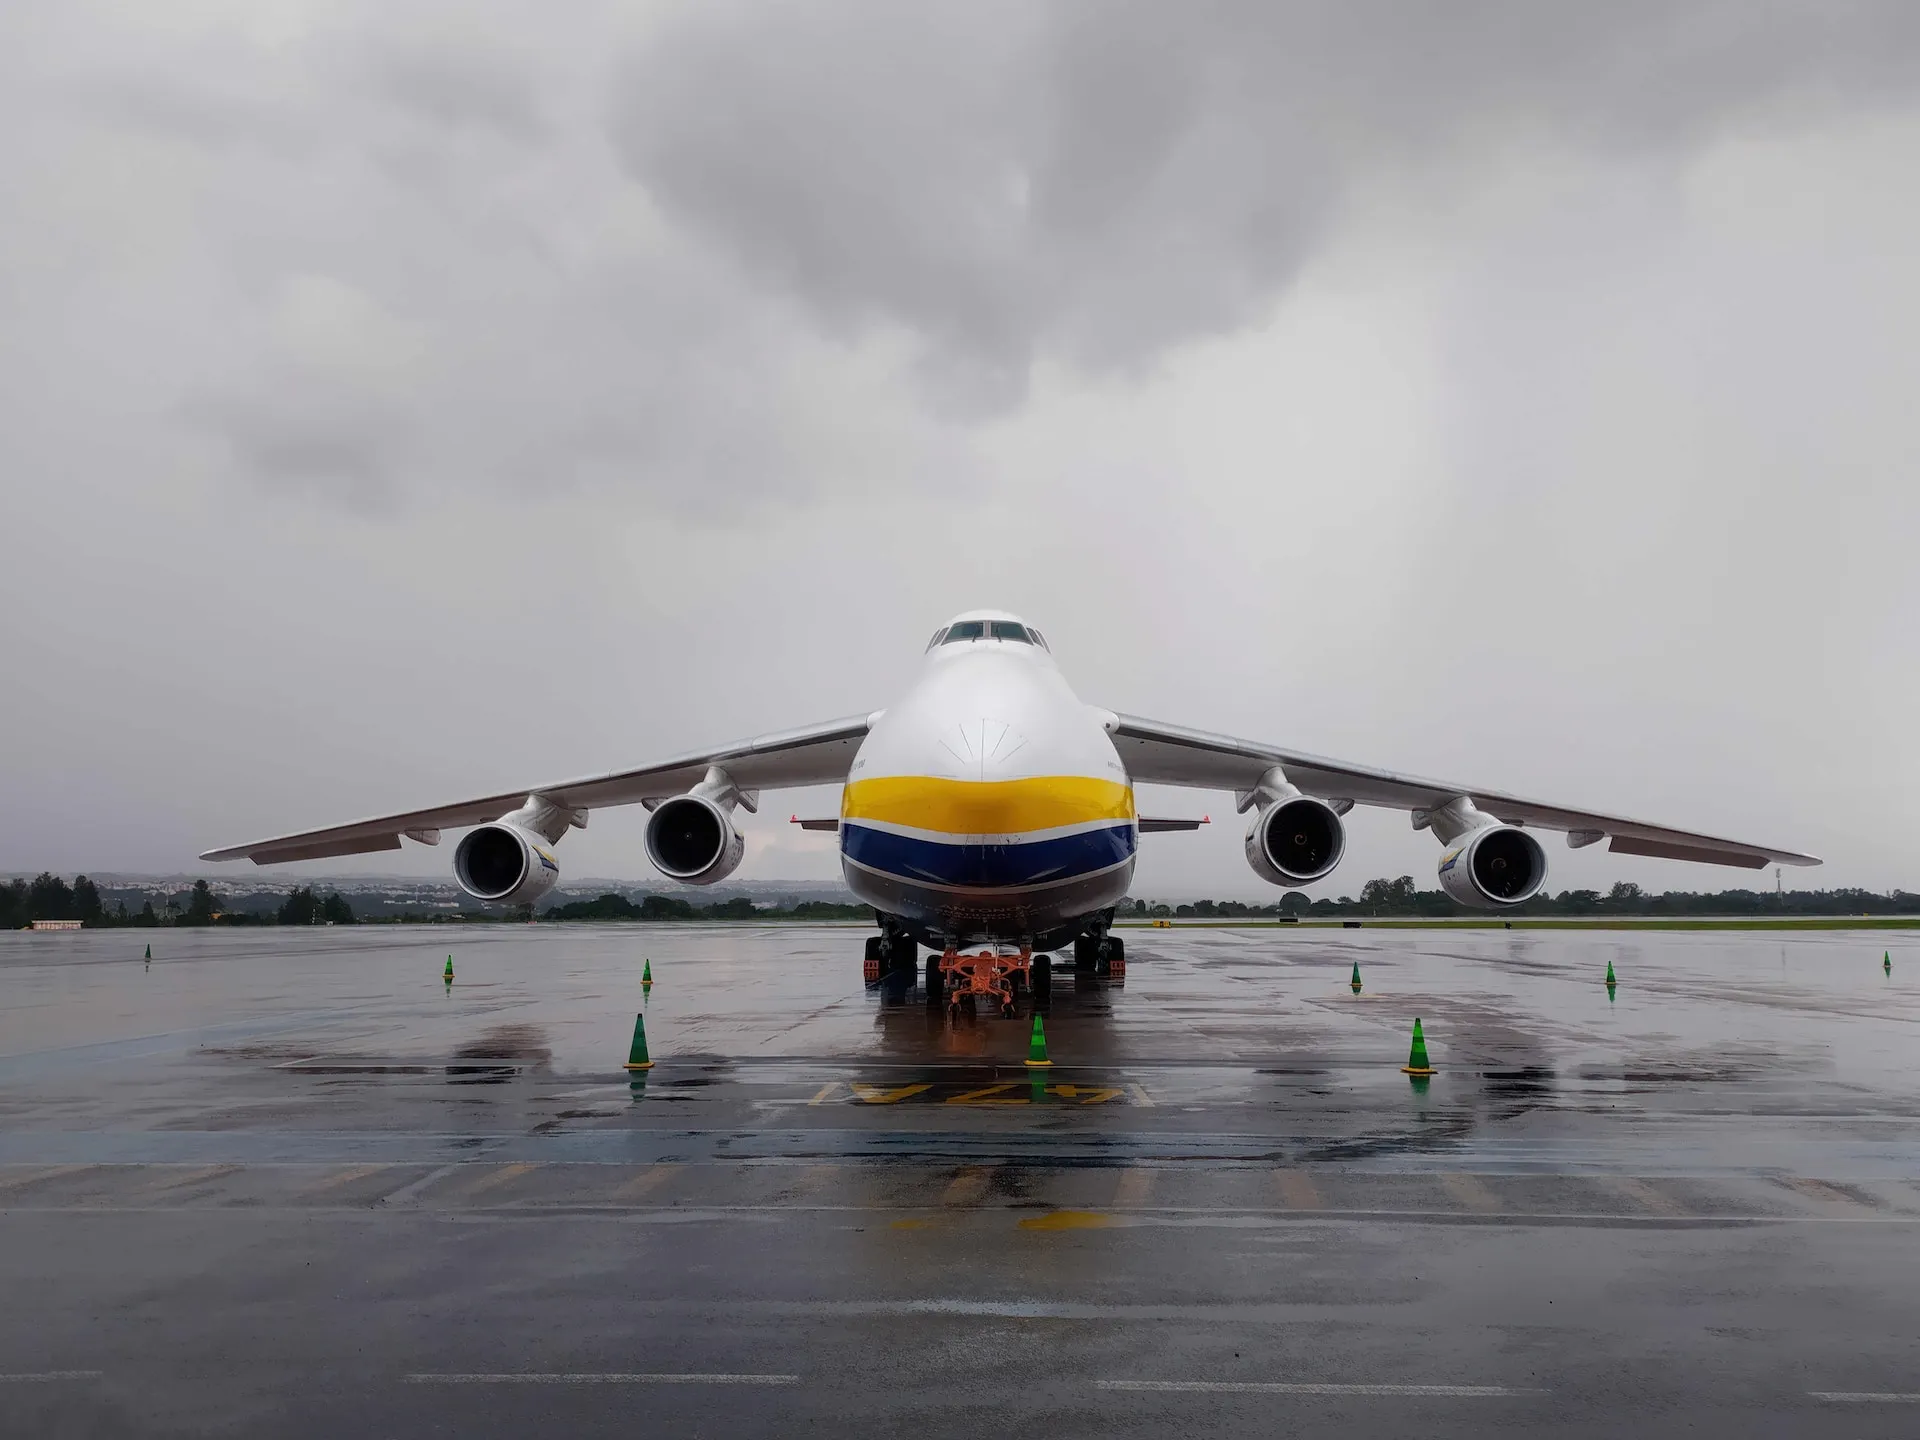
[611, 0, 1920, 396]
[186, 380, 411, 510]
[365, 43, 550, 143]
[89, 73, 319, 158]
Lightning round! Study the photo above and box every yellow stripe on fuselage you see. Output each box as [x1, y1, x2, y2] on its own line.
[841, 775, 1134, 837]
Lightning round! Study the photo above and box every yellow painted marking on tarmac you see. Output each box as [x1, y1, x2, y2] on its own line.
[942, 1166, 995, 1207]
[851, 1082, 933, 1104]
[1113, 1169, 1157, 1208]
[1274, 1170, 1321, 1209]
[145, 1164, 242, 1193]
[461, 1163, 539, 1199]
[808, 1083, 841, 1106]
[1438, 1173, 1502, 1213]
[1042, 1084, 1122, 1105]
[0, 1165, 99, 1194]
[1127, 1083, 1156, 1108]
[1594, 1175, 1684, 1216]
[610, 1165, 676, 1203]
[1776, 1176, 1876, 1209]
[1018, 1210, 1114, 1230]
[300, 1164, 391, 1197]
[945, 1082, 1028, 1106]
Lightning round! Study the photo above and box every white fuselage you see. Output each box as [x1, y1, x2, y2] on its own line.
[838, 630, 1135, 948]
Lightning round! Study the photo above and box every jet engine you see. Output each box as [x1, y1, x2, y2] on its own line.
[1436, 824, 1548, 908]
[453, 823, 561, 905]
[645, 794, 746, 886]
[1245, 796, 1347, 886]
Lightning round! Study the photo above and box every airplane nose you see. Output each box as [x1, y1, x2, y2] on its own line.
[943, 718, 1029, 781]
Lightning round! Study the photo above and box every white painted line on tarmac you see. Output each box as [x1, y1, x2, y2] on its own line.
[1811, 1391, 1920, 1402]
[0, 1372, 104, 1383]
[404, 1373, 799, 1386]
[1097, 1381, 1542, 1397]
[377, 1164, 462, 1206]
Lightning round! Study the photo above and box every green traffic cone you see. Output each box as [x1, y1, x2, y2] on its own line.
[1605, 960, 1617, 986]
[1024, 1013, 1052, 1068]
[642, 959, 653, 990]
[624, 1012, 654, 1071]
[1350, 961, 1362, 993]
[143, 943, 151, 962]
[443, 955, 454, 983]
[1401, 1017, 1436, 1076]
[1885, 951, 1893, 975]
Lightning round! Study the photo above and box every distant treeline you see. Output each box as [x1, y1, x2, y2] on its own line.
[542, 893, 872, 922]
[1134, 879, 1919, 920]
[2, 875, 355, 928]
[8, 872, 1914, 929]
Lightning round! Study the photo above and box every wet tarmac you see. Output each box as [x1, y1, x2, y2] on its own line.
[2, 922, 1918, 1437]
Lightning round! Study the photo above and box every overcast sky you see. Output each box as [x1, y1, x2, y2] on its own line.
[4, 1, 1918, 898]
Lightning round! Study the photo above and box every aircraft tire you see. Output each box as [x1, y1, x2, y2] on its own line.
[887, 938, 916, 978]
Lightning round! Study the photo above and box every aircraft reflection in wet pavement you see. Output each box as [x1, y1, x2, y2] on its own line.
[204, 609, 1818, 1014]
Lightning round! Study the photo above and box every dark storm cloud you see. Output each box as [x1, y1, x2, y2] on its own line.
[612, 0, 1920, 394]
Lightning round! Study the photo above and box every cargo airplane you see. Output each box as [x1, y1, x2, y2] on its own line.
[205, 609, 1818, 1006]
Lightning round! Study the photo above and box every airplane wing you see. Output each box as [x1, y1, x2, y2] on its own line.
[201, 714, 875, 865]
[1106, 712, 1819, 870]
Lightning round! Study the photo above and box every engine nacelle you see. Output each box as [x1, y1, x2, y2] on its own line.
[1437, 824, 1548, 908]
[1245, 797, 1347, 886]
[453, 823, 561, 905]
[645, 794, 746, 886]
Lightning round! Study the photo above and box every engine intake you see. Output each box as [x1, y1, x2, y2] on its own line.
[453, 823, 561, 905]
[645, 794, 746, 886]
[1437, 824, 1548, 908]
[1245, 797, 1346, 886]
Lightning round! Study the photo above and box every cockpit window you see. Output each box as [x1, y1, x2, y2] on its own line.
[988, 621, 1031, 643]
[1028, 628, 1047, 649]
[942, 621, 985, 643]
[927, 628, 945, 651]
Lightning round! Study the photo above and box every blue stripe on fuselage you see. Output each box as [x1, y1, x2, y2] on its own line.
[841, 822, 1135, 891]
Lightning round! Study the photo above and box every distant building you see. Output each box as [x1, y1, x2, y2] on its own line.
[30, 919, 82, 931]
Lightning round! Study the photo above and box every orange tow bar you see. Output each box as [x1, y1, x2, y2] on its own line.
[940, 945, 1033, 1019]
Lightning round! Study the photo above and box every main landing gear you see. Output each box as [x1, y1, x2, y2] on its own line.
[863, 933, 917, 986]
[1072, 932, 1126, 981]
